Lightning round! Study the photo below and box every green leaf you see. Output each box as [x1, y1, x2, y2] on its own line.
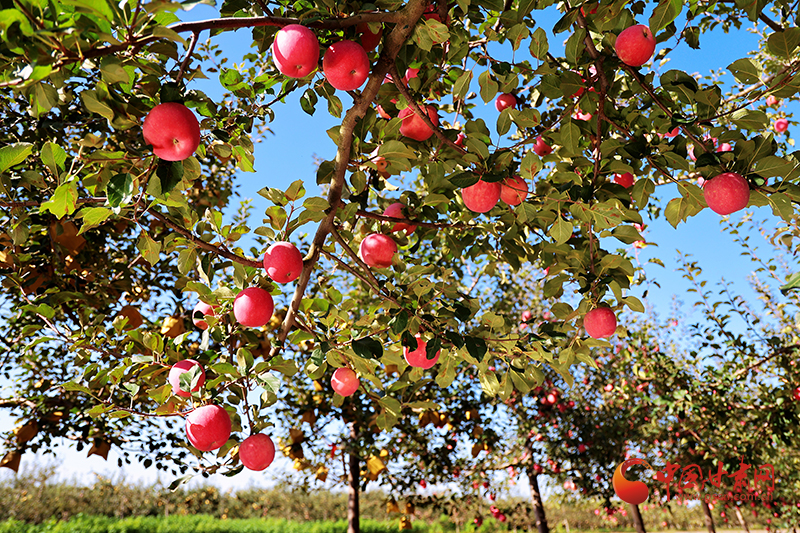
[727, 58, 761, 84]
[0, 143, 33, 174]
[300, 88, 317, 115]
[549, 217, 572, 244]
[478, 70, 498, 103]
[78, 207, 113, 234]
[612, 225, 643, 244]
[780, 272, 800, 294]
[453, 70, 472, 101]
[62, 381, 94, 395]
[649, 0, 681, 34]
[767, 28, 800, 58]
[465, 336, 487, 362]
[353, 337, 384, 359]
[731, 109, 768, 131]
[41, 142, 67, 177]
[560, 120, 580, 153]
[529, 27, 549, 59]
[107, 173, 134, 207]
[137, 232, 161, 266]
[40, 182, 78, 218]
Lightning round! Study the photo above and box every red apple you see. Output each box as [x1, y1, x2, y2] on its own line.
[455, 132, 466, 147]
[584, 307, 617, 339]
[703, 172, 750, 215]
[142, 103, 201, 161]
[533, 135, 552, 156]
[376, 105, 392, 119]
[356, 22, 382, 52]
[234, 287, 274, 328]
[495, 93, 517, 112]
[792, 387, 800, 401]
[263, 241, 304, 284]
[419, 479, 427, 489]
[239, 433, 276, 471]
[614, 172, 635, 188]
[169, 359, 206, 397]
[185, 404, 231, 452]
[358, 233, 397, 268]
[404, 336, 440, 369]
[578, 444, 587, 453]
[323, 40, 370, 91]
[775, 118, 789, 133]
[462, 179, 501, 213]
[272, 24, 319, 78]
[331, 367, 360, 396]
[665, 126, 680, 138]
[384, 202, 417, 234]
[500, 176, 528, 206]
[398, 105, 439, 141]
[614, 24, 656, 67]
[192, 301, 216, 330]
[402, 67, 420, 85]
[767, 95, 779, 107]
[573, 109, 592, 121]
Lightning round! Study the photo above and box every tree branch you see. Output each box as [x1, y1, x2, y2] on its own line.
[356, 208, 468, 229]
[175, 31, 200, 85]
[267, 0, 430, 359]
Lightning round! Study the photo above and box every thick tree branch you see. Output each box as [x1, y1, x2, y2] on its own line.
[267, 0, 430, 359]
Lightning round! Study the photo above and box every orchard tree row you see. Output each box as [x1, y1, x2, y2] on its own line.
[1, 0, 800, 531]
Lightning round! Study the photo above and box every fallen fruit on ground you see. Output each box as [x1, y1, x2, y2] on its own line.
[185, 404, 231, 452]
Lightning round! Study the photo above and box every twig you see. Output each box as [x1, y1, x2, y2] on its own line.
[329, 224, 400, 306]
[320, 247, 394, 304]
[176, 31, 200, 85]
[356, 208, 468, 229]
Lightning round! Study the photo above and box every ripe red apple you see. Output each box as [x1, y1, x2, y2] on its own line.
[142, 103, 201, 161]
[331, 367, 360, 396]
[376, 105, 392, 119]
[703, 172, 750, 215]
[263, 241, 304, 284]
[614, 172, 635, 188]
[462, 179, 501, 213]
[358, 233, 397, 268]
[455, 132, 466, 147]
[192, 301, 216, 330]
[533, 135, 552, 156]
[356, 22, 382, 52]
[500, 176, 528, 206]
[240, 433, 276, 471]
[233, 287, 274, 328]
[584, 307, 617, 339]
[775, 118, 789, 133]
[614, 24, 656, 67]
[767, 95, 779, 107]
[272, 24, 320, 78]
[398, 105, 439, 141]
[402, 67, 420, 85]
[185, 404, 231, 452]
[495, 93, 517, 112]
[578, 444, 587, 453]
[384, 202, 417, 234]
[404, 336, 440, 369]
[792, 387, 800, 401]
[323, 40, 370, 91]
[169, 359, 206, 397]
[419, 479, 427, 489]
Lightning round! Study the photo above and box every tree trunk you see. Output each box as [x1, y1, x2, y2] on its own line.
[347, 423, 360, 533]
[733, 505, 750, 533]
[700, 500, 716, 533]
[630, 504, 646, 533]
[527, 467, 549, 533]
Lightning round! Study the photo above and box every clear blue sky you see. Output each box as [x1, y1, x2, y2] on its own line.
[2, 1, 796, 495]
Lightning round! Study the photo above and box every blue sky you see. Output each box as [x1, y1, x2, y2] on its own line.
[2, 0, 797, 495]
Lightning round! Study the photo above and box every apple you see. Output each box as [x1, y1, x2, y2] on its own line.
[169, 359, 206, 397]
[718, 142, 732, 152]
[356, 22, 382, 52]
[234, 287, 275, 328]
[240, 433, 276, 471]
[775, 118, 789, 133]
[419, 479, 427, 489]
[495, 93, 516, 112]
[573, 110, 592, 121]
[614, 172, 635, 188]
[665, 126, 680, 138]
[142, 103, 201, 161]
[578, 444, 587, 453]
[614, 24, 656, 67]
[500, 176, 528, 206]
[533, 135, 552, 156]
[117, 305, 143, 330]
[455, 132, 466, 147]
[404, 336, 440, 369]
[384, 202, 417, 234]
[703, 172, 750, 215]
[767, 95, 779, 107]
[358, 233, 397, 268]
[272, 24, 319, 78]
[584, 307, 617, 339]
[398, 105, 439, 141]
[323, 40, 370, 91]
[192, 301, 216, 330]
[376, 105, 392, 119]
[185, 404, 231, 452]
[331, 367, 360, 396]
[263, 241, 304, 284]
[792, 387, 800, 401]
[462, 179, 501, 213]
[402, 67, 420, 85]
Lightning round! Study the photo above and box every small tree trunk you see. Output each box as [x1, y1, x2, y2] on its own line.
[630, 504, 646, 533]
[527, 467, 549, 533]
[347, 424, 360, 533]
[700, 500, 716, 533]
[733, 505, 750, 533]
